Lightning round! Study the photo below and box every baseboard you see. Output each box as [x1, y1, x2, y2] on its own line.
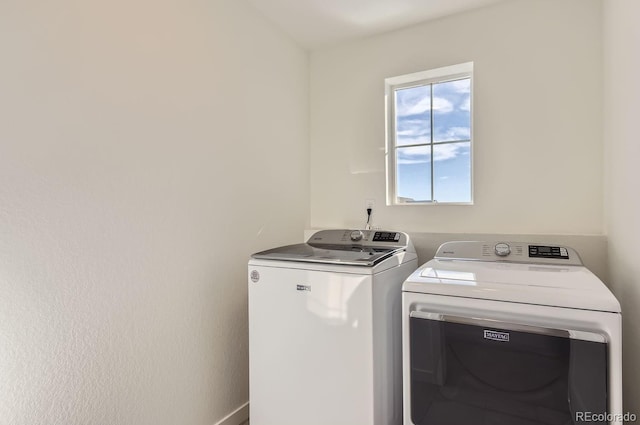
[213, 402, 249, 425]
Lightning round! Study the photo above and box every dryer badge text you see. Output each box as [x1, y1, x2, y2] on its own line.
[484, 329, 510, 342]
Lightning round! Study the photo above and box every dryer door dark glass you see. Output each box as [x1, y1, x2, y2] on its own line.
[409, 315, 608, 425]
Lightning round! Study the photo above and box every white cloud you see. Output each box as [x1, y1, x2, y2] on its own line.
[460, 96, 470, 111]
[397, 143, 468, 164]
[395, 86, 430, 116]
[397, 130, 421, 136]
[405, 97, 431, 115]
[397, 118, 430, 141]
[398, 158, 429, 165]
[448, 79, 471, 94]
[435, 127, 470, 142]
[433, 144, 460, 162]
[432, 97, 453, 114]
[398, 96, 452, 116]
[397, 146, 429, 165]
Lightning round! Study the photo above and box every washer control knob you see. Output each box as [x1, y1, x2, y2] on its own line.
[495, 243, 511, 257]
[350, 230, 364, 242]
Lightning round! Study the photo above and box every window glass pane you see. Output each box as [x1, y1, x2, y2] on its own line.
[395, 85, 431, 146]
[432, 78, 471, 143]
[396, 146, 432, 202]
[433, 142, 471, 203]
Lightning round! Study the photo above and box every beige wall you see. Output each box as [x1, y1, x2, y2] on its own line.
[0, 0, 309, 424]
[309, 0, 603, 235]
[603, 0, 640, 414]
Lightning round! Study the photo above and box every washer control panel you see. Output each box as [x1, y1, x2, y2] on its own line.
[307, 229, 409, 248]
[350, 230, 364, 241]
[529, 245, 569, 259]
[494, 243, 511, 257]
[372, 231, 401, 242]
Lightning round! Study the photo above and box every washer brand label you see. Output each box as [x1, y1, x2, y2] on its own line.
[296, 284, 311, 292]
[484, 330, 510, 342]
[250, 270, 260, 283]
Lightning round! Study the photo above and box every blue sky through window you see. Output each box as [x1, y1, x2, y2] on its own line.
[394, 78, 471, 203]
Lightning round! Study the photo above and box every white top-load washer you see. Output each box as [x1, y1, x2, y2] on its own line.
[402, 241, 622, 425]
[249, 229, 418, 425]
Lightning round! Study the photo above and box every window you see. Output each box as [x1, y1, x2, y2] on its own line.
[385, 62, 473, 205]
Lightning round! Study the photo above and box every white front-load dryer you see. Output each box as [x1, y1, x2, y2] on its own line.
[402, 241, 622, 425]
[249, 229, 418, 425]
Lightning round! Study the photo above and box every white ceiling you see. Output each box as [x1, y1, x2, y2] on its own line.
[248, 0, 508, 49]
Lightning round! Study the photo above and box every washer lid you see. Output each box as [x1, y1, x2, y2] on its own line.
[403, 259, 621, 313]
[251, 229, 414, 267]
[251, 243, 403, 267]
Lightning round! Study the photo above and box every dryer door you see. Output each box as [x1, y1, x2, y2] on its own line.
[408, 312, 608, 425]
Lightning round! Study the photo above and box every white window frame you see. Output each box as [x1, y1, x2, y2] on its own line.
[385, 62, 474, 205]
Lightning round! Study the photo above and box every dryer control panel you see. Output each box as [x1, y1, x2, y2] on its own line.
[435, 241, 583, 266]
